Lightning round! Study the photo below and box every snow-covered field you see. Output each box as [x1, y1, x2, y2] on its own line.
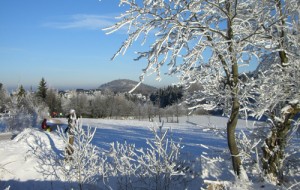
[0, 116, 298, 189]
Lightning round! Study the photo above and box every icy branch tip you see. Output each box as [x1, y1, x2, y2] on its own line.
[128, 81, 142, 94]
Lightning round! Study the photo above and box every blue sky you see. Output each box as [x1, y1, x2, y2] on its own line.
[0, 0, 176, 91]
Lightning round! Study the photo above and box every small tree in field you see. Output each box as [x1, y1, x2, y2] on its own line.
[57, 119, 100, 190]
[105, 0, 299, 177]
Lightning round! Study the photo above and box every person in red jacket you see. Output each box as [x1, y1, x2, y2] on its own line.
[41, 119, 51, 132]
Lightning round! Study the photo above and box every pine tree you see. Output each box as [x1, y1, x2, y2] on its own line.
[36, 78, 47, 101]
[17, 85, 26, 99]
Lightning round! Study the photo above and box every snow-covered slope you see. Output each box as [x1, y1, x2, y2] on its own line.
[0, 116, 234, 189]
[0, 116, 298, 189]
[0, 128, 66, 189]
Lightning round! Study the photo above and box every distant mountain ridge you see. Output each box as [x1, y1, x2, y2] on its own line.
[98, 79, 157, 94]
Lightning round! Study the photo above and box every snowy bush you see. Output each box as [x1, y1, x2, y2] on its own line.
[106, 141, 140, 189]
[234, 124, 300, 189]
[236, 130, 261, 174]
[200, 128, 260, 188]
[3, 96, 35, 132]
[135, 125, 187, 189]
[105, 123, 193, 190]
[34, 118, 199, 189]
[2, 91, 48, 132]
[56, 119, 101, 190]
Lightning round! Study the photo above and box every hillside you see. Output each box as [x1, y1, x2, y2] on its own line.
[98, 79, 157, 94]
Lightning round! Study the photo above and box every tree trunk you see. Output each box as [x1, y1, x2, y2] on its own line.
[227, 95, 242, 176]
[262, 104, 299, 182]
[262, 128, 285, 181]
[225, 0, 242, 176]
[226, 36, 242, 176]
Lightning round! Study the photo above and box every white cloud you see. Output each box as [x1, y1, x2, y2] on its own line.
[43, 14, 116, 30]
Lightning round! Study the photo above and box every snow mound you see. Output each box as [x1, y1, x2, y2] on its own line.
[13, 128, 62, 151]
[0, 127, 66, 189]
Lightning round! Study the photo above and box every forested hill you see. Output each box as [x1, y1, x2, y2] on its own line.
[98, 79, 157, 94]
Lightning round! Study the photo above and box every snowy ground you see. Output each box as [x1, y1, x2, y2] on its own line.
[0, 116, 298, 189]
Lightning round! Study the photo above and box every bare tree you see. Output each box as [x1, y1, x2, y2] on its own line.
[245, 0, 300, 182]
[105, 0, 277, 176]
[45, 88, 62, 117]
[68, 93, 89, 117]
[91, 94, 108, 118]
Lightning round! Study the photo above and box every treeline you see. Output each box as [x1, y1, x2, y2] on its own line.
[0, 79, 188, 126]
[149, 85, 183, 108]
[62, 84, 186, 121]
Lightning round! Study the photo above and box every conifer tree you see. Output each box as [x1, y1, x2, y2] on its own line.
[36, 78, 48, 101]
[17, 85, 26, 99]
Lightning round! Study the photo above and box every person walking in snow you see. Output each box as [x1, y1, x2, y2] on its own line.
[65, 109, 77, 158]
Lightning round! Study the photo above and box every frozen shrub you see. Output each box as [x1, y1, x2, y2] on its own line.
[105, 123, 193, 190]
[57, 119, 101, 190]
[3, 92, 48, 132]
